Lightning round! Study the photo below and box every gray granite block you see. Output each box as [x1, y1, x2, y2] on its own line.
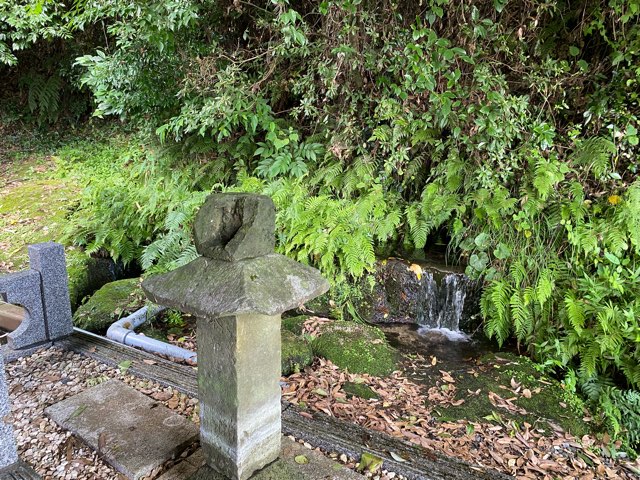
[197, 314, 282, 480]
[28, 243, 73, 341]
[0, 460, 41, 480]
[1, 344, 51, 365]
[0, 271, 47, 350]
[0, 354, 18, 469]
[45, 379, 198, 480]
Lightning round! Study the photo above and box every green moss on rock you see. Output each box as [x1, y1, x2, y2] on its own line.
[73, 278, 145, 333]
[282, 330, 313, 376]
[436, 352, 590, 438]
[282, 315, 309, 336]
[311, 320, 396, 377]
[342, 381, 379, 400]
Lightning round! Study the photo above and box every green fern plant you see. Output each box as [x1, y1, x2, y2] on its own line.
[18, 72, 63, 123]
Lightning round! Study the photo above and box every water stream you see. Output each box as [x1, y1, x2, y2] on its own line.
[419, 270, 471, 333]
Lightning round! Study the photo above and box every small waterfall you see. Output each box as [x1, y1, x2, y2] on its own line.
[417, 270, 470, 341]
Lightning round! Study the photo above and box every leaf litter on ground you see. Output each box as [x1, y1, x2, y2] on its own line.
[282, 357, 640, 479]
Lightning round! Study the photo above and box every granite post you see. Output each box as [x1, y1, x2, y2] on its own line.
[143, 193, 328, 480]
[0, 242, 73, 353]
[0, 270, 48, 351]
[0, 353, 18, 468]
[27, 242, 73, 341]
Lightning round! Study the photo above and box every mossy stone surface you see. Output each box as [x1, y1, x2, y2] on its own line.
[342, 381, 379, 400]
[282, 315, 309, 335]
[435, 352, 590, 438]
[281, 330, 313, 376]
[73, 278, 144, 333]
[311, 320, 396, 377]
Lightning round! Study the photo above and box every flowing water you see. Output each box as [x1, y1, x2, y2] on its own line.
[379, 258, 492, 380]
[419, 270, 471, 332]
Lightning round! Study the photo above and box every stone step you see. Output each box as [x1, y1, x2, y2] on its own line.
[44, 379, 198, 480]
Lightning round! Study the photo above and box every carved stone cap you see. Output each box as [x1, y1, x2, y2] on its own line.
[194, 193, 275, 262]
[142, 255, 329, 318]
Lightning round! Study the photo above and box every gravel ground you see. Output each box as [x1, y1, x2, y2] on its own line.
[5, 347, 402, 480]
[5, 347, 199, 480]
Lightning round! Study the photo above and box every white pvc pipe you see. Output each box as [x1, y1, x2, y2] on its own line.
[106, 306, 198, 363]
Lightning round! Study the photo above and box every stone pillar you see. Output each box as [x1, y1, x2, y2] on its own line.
[197, 315, 281, 479]
[143, 193, 328, 480]
[0, 354, 18, 468]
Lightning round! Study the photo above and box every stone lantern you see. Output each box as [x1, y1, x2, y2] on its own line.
[142, 193, 328, 480]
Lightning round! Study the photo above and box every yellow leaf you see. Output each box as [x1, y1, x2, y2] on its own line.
[408, 263, 422, 280]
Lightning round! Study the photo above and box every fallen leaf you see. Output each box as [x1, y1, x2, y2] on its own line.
[98, 431, 107, 455]
[66, 404, 87, 422]
[118, 360, 132, 374]
[359, 452, 383, 473]
[408, 263, 423, 280]
[389, 451, 408, 463]
[294, 455, 309, 465]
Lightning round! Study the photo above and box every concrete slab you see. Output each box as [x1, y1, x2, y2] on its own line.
[44, 379, 198, 480]
[158, 437, 364, 480]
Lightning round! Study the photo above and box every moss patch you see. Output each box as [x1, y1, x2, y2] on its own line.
[73, 278, 145, 333]
[0, 178, 80, 271]
[435, 352, 590, 438]
[282, 315, 309, 336]
[282, 330, 313, 376]
[342, 381, 379, 400]
[311, 320, 396, 377]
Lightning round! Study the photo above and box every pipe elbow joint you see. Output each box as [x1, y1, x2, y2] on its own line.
[107, 325, 130, 344]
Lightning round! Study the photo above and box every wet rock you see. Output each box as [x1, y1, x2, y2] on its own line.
[72, 278, 144, 333]
[357, 258, 481, 332]
[294, 291, 337, 319]
[281, 330, 313, 376]
[312, 320, 396, 377]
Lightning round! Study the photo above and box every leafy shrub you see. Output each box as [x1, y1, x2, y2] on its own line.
[6, 0, 640, 451]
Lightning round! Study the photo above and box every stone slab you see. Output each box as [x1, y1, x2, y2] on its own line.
[0, 271, 47, 350]
[0, 352, 18, 469]
[28, 243, 73, 341]
[158, 437, 363, 480]
[44, 379, 198, 480]
[0, 460, 41, 480]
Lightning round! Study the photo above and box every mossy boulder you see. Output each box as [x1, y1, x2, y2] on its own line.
[281, 330, 313, 376]
[73, 278, 145, 333]
[311, 320, 396, 377]
[282, 315, 309, 336]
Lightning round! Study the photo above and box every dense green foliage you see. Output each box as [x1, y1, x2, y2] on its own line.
[2, 0, 640, 451]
